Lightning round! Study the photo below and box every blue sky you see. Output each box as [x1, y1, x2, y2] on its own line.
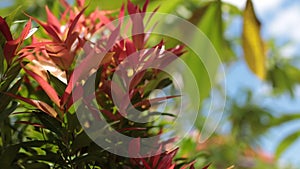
[223, 0, 300, 167]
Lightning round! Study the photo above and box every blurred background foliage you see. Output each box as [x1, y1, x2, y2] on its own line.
[1, 0, 300, 169]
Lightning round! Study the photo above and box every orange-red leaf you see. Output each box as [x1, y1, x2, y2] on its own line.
[45, 6, 61, 32]
[6, 93, 58, 118]
[23, 66, 60, 107]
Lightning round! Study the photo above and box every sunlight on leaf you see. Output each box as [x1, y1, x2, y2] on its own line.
[275, 130, 300, 159]
[242, 0, 266, 79]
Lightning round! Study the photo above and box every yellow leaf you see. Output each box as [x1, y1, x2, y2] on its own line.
[227, 165, 235, 169]
[242, 0, 266, 79]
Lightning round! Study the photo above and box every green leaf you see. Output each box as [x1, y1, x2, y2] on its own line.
[35, 112, 65, 138]
[66, 112, 81, 133]
[19, 140, 50, 148]
[182, 52, 211, 101]
[222, 2, 242, 15]
[0, 101, 18, 121]
[86, 0, 125, 14]
[71, 131, 92, 153]
[196, 1, 235, 62]
[0, 78, 22, 114]
[148, 0, 183, 13]
[286, 64, 300, 84]
[0, 61, 23, 91]
[275, 130, 300, 158]
[0, 118, 12, 147]
[242, 0, 266, 79]
[47, 70, 67, 96]
[21, 163, 50, 169]
[267, 65, 294, 96]
[4, 6, 22, 26]
[270, 113, 300, 126]
[143, 72, 171, 96]
[0, 145, 20, 167]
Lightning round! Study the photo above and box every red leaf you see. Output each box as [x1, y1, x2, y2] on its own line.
[127, 0, 138, 15]
[59, 0, 70, 8]
[82, 99, 101, 121]
[0, 16, 13, 41]
[151, 146, 162, 168]
[61, 50, 111, 106]
[142, 0, 149, 13]
[106, 25, 120, 49]
[23, 66, 61, 107]
[65, 32, 79, 49]
[157, 149, 177, 169]
[19, 19, 32, 42]
[129, 137, 140, 157]
[202, 163, 211, 169]
[180, 161, 196, 169]
[129, 70, 145, 90]
[131, 95, 180, 110]
[65, 84, 83, 110]
[117, 127, 146, 133]
[125, 39, 137, 55]
[76, 0, 85, 7]
[100, 109, 121, 121]
[61, 75, 73, 107]
[97, 12, 112, 27]
[131, 14, 145, 50]
[3, 40, 18, 64]
[2, 19, 31, 64]
[45, 6, 61, 32]
[140, 158, 152, 169]
[28, 15, 61, 42]
[6, 93, 58, 117]
[15, 121, 45, 128]
[67, 7, 86, 38]
[119, 4, 125, 22]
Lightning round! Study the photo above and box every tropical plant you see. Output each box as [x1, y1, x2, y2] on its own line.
[1, 0, 300, 169]
[0, 0, 210, 168]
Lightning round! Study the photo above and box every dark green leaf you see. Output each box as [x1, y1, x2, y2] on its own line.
[0, 62, 22, 92]
[0, 78, 22, 115]
[47, 70, 67, 96]
[21, 162, 50, 169]
[35, 112, 66, 138]
[0, 101, 18, 121]
[71, 131, 92, 153]
[66, 112, 80, 132]
[0, 145, 20, 167]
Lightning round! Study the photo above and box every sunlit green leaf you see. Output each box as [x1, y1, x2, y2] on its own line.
[196, 1, 235, 62]
[276, 130, 300, 158]
[271, 113, 300, 126]
[4, 6, 22, 26]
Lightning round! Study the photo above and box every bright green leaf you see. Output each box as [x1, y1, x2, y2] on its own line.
[275, 130, 300, 158]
